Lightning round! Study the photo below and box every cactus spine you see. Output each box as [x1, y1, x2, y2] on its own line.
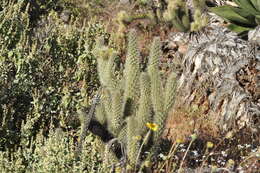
[123, 30, 140, 108]
[136, 72, 152, 136]
[111, 90, 123, 135]
[127, 116, 140, 167]
[148, 37, 164, 116]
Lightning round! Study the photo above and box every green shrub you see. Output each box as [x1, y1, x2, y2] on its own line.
[0, 127, 103, 172]
[0, 1, 108, 151]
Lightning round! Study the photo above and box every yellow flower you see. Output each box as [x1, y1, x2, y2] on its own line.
[176, 139, 184, 144]
[146, 123, 158, 131]
[206, 141, 214, 148]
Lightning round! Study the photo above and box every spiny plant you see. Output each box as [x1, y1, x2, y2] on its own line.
[116, 0, 209, 32]
[163, 0, 191, 32]
[88, 30, 178, 170]
[210, 0, 260, 35]
[163, 0, 208, 32]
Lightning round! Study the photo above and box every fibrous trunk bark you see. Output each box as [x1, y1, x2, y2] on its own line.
[166, 25, 259, 135]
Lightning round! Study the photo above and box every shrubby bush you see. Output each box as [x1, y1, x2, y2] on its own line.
[0, 127, 103, 172]
[0, 0, 108, 155]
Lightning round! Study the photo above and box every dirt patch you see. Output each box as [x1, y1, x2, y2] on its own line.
[164, 105, 220, 143]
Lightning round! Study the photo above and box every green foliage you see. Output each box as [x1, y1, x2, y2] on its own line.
[0, 128, 103, 172]
[210, 0, 260, 34]
[93, 30, 178, 170]
[0, 0, 107, 155]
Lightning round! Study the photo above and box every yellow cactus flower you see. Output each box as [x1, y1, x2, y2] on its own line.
[146, 123, 158, 131]
[206, 141, 214, 148]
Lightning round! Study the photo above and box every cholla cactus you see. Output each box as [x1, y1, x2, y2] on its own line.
[163, 0, 191, 32]
[93, 30, 178, 169]
[163, 0, 208, 32]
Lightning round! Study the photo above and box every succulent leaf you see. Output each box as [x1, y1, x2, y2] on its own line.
[227, 23, 252, 33]
[256, 15, 260, 24]
[233, 0, 259, 15]
[210, 6, 253, 25]
[211, 0, 260, 34]
[251, 0, 260, 11]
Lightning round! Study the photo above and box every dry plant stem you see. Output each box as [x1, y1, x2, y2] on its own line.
[215, 168, 233, 173]
[199, 138, 225, 172]
[167, 143, 181, 171]
[238, 153, 259, 168]
[134, 130, 151, 172]
[166, 142, 182, 172]
[199, 148, 210, 172]
[178, 140, 194, 173]
[158, 141, 179, 172]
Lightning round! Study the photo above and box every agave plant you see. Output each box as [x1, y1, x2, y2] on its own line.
[210, 0, 260, 34]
